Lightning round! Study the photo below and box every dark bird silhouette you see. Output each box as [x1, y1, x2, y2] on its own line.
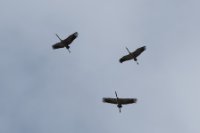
[119, 46, 146, 64]
[52, 32, 78, 53]
[103, 91, 137, 113]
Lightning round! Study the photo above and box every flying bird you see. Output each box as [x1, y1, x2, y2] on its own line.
[103, 91, 137, 113]
[119, 46, 146, 64]
[52, 32, 78, 53]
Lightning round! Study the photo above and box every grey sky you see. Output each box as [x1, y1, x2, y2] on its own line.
[0, 0, 200, 133]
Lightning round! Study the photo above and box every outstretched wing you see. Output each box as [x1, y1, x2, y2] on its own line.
[118, 98, 137, 105]
[63, 32, 78, 45]
[119, 54, 134, 63]
[102, 98, 117, 104]
[52, 42, 65, 49]
[132, 46, 146, 57]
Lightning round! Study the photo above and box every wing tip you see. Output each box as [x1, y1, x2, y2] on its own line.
[74, 32, 78, 37]
[52, 45, 59, 49]
[102, 98, 106, 103]
[133, 98, 137, 103]
[119, 58, 125, 63]
[143, 46, 146, 50]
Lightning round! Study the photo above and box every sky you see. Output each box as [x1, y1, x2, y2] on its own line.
[0, 0, 200, 133]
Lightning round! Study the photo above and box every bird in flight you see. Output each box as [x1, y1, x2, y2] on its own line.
[119, 46, 146, 64]
[103, 91, 137, 113]
[52, 32, 78, 53]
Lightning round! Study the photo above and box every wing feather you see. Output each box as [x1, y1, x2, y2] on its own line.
[118, 98, 137, 105]
[119, 54, 134, 63]
[132, 46, 146, 57]
[102, 98, 117, 104]
[52, 42, 65, 49]
[63, 32, 78, 45]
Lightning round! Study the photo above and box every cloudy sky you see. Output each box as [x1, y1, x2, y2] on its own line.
[1, 0, 200, 133]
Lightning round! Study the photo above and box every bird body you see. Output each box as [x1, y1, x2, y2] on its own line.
[119, 46, 146, 64]
[103, 91, 137, 113]
[52, 32, 78, 53]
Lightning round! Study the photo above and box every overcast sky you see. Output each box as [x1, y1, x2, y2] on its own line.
[1, 0, 200, 133]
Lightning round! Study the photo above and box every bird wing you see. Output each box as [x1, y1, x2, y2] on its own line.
[63, 32, 78, 45]
[119, 54, 134, 63]
[117, 98, 137, 105]
[52, 42, 65, 49]
[102, 98, 117, 104]
[132, 46, 146, 57]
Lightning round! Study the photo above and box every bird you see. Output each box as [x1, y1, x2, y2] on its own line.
[52, 32, 78, 53]
[103, 91, 137, 113]
[119, 46, 146, 64]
